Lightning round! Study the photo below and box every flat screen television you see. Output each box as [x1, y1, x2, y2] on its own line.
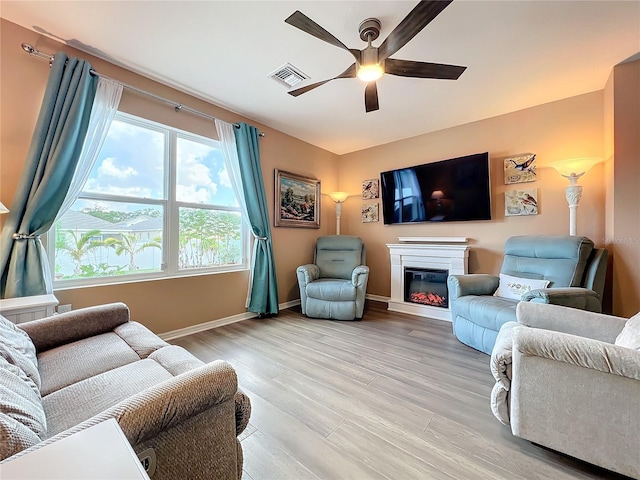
[380, 152, 491, 225]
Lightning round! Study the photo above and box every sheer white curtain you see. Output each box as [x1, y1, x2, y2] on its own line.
[44, 78, 121, 293]
[215, 119, 255, 306]
[215, 119, 249, 217]
[56, 77, 123, 221]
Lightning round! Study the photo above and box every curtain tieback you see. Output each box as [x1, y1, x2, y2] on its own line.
[252, 233, 268, 241]
[12, 233, 40, 240]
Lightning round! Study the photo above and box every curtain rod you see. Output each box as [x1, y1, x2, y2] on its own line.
[21, 43, 265, 137]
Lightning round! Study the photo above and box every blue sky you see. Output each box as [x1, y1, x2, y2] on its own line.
[81, 118, 239, 211]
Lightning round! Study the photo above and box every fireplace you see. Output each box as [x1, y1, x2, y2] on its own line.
[404, 268, 448, 308]
[387, 237, 469, 321]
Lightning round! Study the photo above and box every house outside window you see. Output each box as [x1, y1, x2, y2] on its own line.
[49, 112, 248, 287]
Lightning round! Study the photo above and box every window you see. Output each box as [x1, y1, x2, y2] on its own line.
[50, 112, 247, 286]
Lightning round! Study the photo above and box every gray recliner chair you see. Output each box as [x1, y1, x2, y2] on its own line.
[448, 235, 608, 354]
[296, 235, 369, 320]
[491, 302, 640, 479]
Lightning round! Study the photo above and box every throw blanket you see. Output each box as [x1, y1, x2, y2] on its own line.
[490, 321, 519, 425]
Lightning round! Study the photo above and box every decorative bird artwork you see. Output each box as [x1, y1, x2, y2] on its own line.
[362, 179, 379, 199]
[504, 153, 536, 184]
[521, 193, 538, 210]
[505, 189, 538, 216]
[510, 155, 536, 171]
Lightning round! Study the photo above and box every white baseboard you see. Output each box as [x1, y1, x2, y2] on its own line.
[366, 293, 390, 303]
[160, 296, 389, 341]
[279, 299, 301, 309]
[159, 312, 256, 341]
[159, 299, 301, 341]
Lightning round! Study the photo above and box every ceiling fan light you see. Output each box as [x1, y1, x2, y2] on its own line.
[357, 64, 384, 82]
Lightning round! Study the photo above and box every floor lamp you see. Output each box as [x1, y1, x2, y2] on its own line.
[328, 192, 349, 235]
[549, 157, 602, 236]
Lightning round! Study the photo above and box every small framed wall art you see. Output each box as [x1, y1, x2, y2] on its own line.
[505, 189, 538, 216]
[362, 179, 379, 199]
[504, 153, 536, 184]
[275, 169, 321, 228]
[361, 203, 379, 223]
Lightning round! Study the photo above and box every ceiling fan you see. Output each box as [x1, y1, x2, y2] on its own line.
[284, 0, 466, 113]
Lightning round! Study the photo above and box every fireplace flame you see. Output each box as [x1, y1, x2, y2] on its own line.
[409, 291, 447, 307]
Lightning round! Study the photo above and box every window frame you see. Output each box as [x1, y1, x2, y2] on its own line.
[48, 111, 249, 289]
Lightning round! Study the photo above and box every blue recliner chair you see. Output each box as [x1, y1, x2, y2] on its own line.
[296, 236, 369, 320]
[447, 235, 608, 354]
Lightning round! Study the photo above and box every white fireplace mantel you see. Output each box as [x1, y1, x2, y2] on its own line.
[386, 239, 469, 321]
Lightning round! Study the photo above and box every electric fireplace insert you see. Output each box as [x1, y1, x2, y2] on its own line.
[404, 267, 448, 308]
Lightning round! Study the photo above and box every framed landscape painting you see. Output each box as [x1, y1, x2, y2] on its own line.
[275, 169, 321, 228]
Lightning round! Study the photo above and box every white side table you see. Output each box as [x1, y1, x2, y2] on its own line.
[0, 419, 150, 479]
[0, 294, 59, 324]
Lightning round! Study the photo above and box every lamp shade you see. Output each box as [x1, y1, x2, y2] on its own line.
[0, 201, 9, 214]
[430, 190, 445, 200]
[551, 157, 602, 236]
[328, 192, 350, 203]
[550, 157, 603, 179]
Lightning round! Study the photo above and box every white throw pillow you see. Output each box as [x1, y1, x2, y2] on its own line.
[615, 312, 640, 351]
[493, 273, 550, 300]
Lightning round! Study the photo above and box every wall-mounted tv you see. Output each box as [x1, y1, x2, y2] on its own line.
[380, 152, 491, 225]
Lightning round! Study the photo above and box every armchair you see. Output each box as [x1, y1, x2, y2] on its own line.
[448, 235, 608, 354]
[297, 235, 369, 320]
[491, 303, 640, 479]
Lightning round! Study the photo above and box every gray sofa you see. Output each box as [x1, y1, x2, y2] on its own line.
[448, 235, 608, 354]
[491, 302, 640, 479]
[0, 303, 250, 480]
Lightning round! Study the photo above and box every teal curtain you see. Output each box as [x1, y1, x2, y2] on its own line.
[0, 53, 97, 298]
[235, 123, 279, 315]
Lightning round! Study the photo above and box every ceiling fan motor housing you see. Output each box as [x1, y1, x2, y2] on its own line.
[361, 46, 381, 68]
[359, 18, 381, 42]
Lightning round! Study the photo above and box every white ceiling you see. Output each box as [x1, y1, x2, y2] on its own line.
[2, 1, 639, 155]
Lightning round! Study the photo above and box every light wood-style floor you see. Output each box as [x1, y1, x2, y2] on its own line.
[173, 302, 626, 480]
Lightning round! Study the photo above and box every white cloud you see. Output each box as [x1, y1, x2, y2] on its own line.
[218, 167, 232, 189]
[177, 151, 218, 203]
[106, 186, 154, 197]
[84, 178, 153, 198]
[180, 161, 214, 187]
[176, 185, 212, 204]
[98, 157, 138, 178]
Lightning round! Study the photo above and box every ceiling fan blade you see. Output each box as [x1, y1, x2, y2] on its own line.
[364, 82, 379, 113]
[378, 0, 453, 62]
[285, 11, 361, 63]
[288, 80, 332, 97]
[385, 58, 466, 79]
[288, 63, 357, 97]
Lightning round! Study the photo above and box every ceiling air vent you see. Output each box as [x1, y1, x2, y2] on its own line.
[269, 63, 309, 88]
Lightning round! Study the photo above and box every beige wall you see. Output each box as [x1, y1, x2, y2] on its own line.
[608, 59, 640, 317]
[338, 92, 607, 298]
[1, 20, 338, 333]
[2, 18, 638, 331]
[603, 70, 615, 315]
